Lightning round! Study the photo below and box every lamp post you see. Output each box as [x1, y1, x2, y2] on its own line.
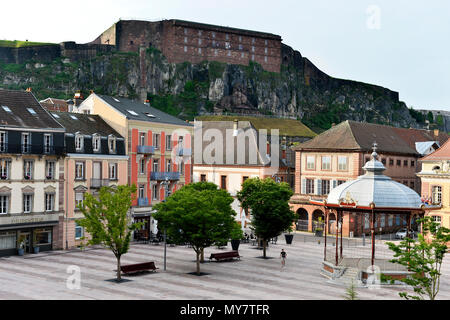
[160, 177, 171, 271]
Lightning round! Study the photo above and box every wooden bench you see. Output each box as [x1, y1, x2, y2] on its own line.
[209, 251, 240, 262]
[120, 262, 159, 275]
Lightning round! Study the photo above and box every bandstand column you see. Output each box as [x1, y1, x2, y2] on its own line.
[371, 209, 375, 268]
[407, 212, 412, 253]
[324, 207, 328, 262]
[340, 212, 343, 259]
[335, 209, 339, 266]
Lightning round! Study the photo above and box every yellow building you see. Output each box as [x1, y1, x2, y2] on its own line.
[418, 139, 450, 229]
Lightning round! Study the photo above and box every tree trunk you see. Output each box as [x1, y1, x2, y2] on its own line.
[116, 255, 121, 282]
[200, 248, 204, 263]
[196, 251, 201, 275]
[263, 239, 267, 258]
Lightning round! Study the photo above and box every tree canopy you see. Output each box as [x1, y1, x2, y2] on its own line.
[153, 182, 236, 275]
[237, 177, 295, 258]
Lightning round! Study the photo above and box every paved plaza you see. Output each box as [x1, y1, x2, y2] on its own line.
[1, 233, 450, 300]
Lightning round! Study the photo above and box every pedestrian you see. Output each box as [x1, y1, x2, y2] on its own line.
[280, 249, 287, 268]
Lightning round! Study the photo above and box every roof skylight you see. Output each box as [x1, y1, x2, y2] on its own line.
[127, 110, 138, 116]
[144, 112, 155, 118]
[113, 98, 120, 102]
[51, 113, 60, 118]
[70, 115, 78, 120]
[2, 105, 11, 112]
[27, 108, 37, 115]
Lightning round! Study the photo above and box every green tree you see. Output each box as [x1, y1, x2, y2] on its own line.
[237, 177, 295, 258]
[387, 216, 450, 300]
[153, 182, 236, 275]
[77, 185, 141, 282]
[343, 280, 359, 300]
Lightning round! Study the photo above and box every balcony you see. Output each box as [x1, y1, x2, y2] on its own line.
[176, 148, 192, 156]
[138, 198, 149, 206]
[150, 172, 180, 181]
[137, 145, 155, 154]
[90, 179, 110, 189]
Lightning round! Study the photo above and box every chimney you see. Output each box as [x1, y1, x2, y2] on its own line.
[331, 123, 336, 127]
[233, 119, 238, 137]
[434, 129, 440, 138]
[144, 99, 150, 106]
[26, 87, 32, 92]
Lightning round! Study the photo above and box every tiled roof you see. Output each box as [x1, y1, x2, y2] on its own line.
[292, 120, 449, 156]
[50, 112, 122, 137]
[96, 94, 192, 127]
[420, 139, 450, 161]
[0, 89, 64, 130]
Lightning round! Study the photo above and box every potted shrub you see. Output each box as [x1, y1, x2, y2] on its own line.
[33, 246, 40, 254]
[315, 217, 324, 237]
[284, 211, 298, 244]
[24, 174, 31, 180]
[17, 236, 26, 256]
[230, 222, 244, 251]
[46, 175, 52, 180]
[1, 174, 7, 180]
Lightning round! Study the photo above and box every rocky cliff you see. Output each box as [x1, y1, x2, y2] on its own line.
[0, 44, 421, 131]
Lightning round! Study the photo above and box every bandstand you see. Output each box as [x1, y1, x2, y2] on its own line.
[311, 143, 433, 284]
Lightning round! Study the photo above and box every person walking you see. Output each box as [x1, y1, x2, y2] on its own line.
[280, 249, 287, 269]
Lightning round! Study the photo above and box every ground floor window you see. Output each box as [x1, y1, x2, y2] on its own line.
[75, 223, 84, 240]
[432, 216, 442, 226]
[0, 231, 16, 249]
[34, 228, 52, 246]
[388, 215, 393, 227]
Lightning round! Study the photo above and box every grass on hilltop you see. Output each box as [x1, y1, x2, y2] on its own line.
[0, 40, 55, 48]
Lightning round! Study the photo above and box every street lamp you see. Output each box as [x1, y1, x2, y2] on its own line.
[160, 177, 171, 271]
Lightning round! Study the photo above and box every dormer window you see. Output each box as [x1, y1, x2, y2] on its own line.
[92, 134, 101, 152]
[0, 131, 6, 152]
[75, 133, 84, 152]
[108, 135, 116, 154]
[43, 134, 52, 153]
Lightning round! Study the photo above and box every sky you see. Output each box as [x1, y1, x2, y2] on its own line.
[1, 0, 449, 111]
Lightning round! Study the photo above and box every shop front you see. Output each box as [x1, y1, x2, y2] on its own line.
[0, 214, 60, 257]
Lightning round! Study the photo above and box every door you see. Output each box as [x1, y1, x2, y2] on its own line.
[18, 231, 31, 254]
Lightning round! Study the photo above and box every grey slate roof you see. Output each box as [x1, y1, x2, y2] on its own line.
[0, 89, 64, 130]
[50, 112, 122, 137]
[96, 94, 192, 127]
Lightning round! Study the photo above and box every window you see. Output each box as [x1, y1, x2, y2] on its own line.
[264, 47, 268, 54]
[24, 160, 33, 180]
[153, 159, 159, 172]
[184, 46, 187, 53]
[34, 228, 52, 245]
[45, 161, 55, 180]
[410, 181, 415, 189]
[365, 157, 370, 163]
[0, 231, 15, 249]
[198, 48, 202, 54]
[75, 223, 84, 240]
[23, 194, 32, 213]
[152, 184, 159, 200]
[243, 176, 249, 183]
[397, 159, 401, 166]
[239, 44, 243, 50]
[92, 134, 101, 152]
[109, 163, 117, 180]
[321, 156, 331, 170]
[153, 133, 160, 149]
[396, 215, 400, 225]
[389, 159, 394, 166]
[139, 132, 146, 146]
[403, 160, 408, 167]
[22, 132, 30, 153]
[75, 192, 84, 209]
[75, 162, 84, 180]
[321, 180, 330, 195]
[381, 158, 386, 165]
[43, 134, 52, 153]
[239, 36, 242, 42]
[433, 216, 442, 226]
[198, 38, 202, 45]
[432, 186, 442, 204]
[108, 136, 116, 153]
[212, 32, 215, 38]
[264, 56, 267, 63]
[0, 196, 8, 214]
[306, 179, 314, 194]
[388, 215, 393, 227]
[1, 105, 11, 113]
[166, 135, 172, 150]
[403, 181, 408, 186]
[411, 160, 415, 167]
[0, 159, 10, 179]
[139, 185, 145, 199]
[184, 36, 187, 43]
[364, 214, 369, 229]
[184, 28, 188, 35]
[45, 194, 54, 212]
[179, 160, 184, 175]
[338, 156, 348, 171]
[70, 115, 78, 120]
[251, 46, 255, 52]
[221, 175, 227, 190]
[200, 174, 206, 182]
[337, 180, 346, 186]
[166, 159, 171, 172]
[226, 34, 229, 40]
[0, 131, 6, 152]
[252, 38, 255, 44]
[225, 42, 230, 49]
[75, 134, 83, 152]
[380, 214, 385, 227]
[139, 158, 146, 174]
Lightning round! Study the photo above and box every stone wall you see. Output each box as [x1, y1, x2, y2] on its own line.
[0, 45, 60, 64]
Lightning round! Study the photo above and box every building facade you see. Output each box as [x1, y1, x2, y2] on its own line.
[0, 89, 65, 257]
[418, 139, 450, 230]
[50, 112, 128, 249]
[92, 19, 283, 73]
[75, 93, 193, 240]
[290, 120, 449, 236]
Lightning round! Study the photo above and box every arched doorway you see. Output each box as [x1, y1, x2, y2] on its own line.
[328, 212, 337, 234]
[312, 209, 324, 232]
[296, 208, 309, 231]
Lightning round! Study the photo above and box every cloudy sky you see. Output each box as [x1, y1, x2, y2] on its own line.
[1, 0, 449, 110]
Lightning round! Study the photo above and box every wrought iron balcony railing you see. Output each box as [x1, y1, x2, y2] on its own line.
[137, 145, 155, 154]
[176, 148, 192, 156]
[138, 198, 149, 206]
[150, 172, 180, 181]
[90, 179, 110, 189]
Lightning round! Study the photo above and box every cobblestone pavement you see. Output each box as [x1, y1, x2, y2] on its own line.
[1, 234, 449, 300]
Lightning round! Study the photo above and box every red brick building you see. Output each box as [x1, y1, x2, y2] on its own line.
[92, 19, 282, 73]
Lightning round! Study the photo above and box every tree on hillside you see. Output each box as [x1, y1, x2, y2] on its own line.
[77, 185, 141, 282]
[387, 216, 450, 300]
[153, 182, 236, 275]
[237, 177, 295, 258]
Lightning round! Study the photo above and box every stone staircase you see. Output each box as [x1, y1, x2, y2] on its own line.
[329, 267, 364, 287]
